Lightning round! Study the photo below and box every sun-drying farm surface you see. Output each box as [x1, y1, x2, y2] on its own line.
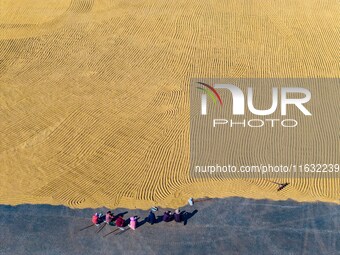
[0, 0, 339, 209]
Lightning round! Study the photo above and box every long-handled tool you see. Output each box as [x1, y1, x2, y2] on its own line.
[103, 228, 119, 237]
[78, 224, 94, 232]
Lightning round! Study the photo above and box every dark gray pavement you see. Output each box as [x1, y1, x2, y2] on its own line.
[0, 197, 339, 255]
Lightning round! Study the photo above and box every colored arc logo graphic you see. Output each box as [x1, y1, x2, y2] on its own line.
[196, 82, 223, 106]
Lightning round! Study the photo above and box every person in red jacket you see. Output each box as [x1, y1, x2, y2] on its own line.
[115, 215, 125, 230]
[92, 213, 100, 226]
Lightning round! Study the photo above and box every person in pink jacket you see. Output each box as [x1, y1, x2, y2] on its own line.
[105, 211, 114, 224]
[128, 216, 137, 230]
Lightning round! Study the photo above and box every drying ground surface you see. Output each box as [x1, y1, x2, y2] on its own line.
[0, 198, 340, 255]
[0, 0, 339, 209]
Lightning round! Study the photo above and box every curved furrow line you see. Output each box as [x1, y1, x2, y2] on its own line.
[1, 0, 339, 209]
[68, 0, 95, 14]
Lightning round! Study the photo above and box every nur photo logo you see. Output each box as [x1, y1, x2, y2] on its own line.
[195, 80, 312, 128]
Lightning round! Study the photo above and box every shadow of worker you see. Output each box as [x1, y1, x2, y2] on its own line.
[182, 209, 198, 226]
[115, 211, 128, 219]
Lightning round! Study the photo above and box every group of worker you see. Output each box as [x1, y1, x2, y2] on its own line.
[91, 198, 194, 231]
[91, 208, 184, 231]
[91, 211, 131, 230]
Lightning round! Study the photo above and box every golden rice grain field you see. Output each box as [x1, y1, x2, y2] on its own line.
[0, 0, 339, 209]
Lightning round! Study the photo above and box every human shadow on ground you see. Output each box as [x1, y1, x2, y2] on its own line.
[182, 210, 198, 226]
[146, 215, 164, 224]
[113, 211, 128, 221]
[142, 214, 163, 226]
[136, 217, 148, 228]
[156, 215, 164, 224]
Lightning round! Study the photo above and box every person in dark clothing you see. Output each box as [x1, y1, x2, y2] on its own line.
[163, 211, 173, 222]
[147, 211, 156, 225]
[174, 209, 181, 223]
